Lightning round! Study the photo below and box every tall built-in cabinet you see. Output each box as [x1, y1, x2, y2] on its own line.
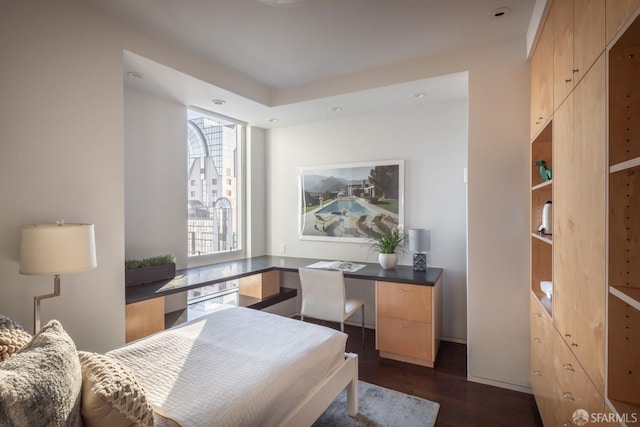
[530, 1, 640, 425]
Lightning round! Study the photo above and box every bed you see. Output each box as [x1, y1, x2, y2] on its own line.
[0, 307, 358, 427]
[108, 304, 359, 427]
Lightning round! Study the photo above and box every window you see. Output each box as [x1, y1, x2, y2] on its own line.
[187, 109, 243, 257]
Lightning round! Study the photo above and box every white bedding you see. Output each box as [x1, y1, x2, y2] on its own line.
[108, 305, 347, 427]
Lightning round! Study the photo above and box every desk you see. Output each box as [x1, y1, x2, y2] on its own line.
[125, 255, 443, 367]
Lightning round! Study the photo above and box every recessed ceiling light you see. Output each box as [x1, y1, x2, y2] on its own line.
[331, 106, 343, 112]
[211, 99, 226, 105]
[268, 118, 279, 123]
[490, 7, 510, 19]
[258, 0, 311, 7]
[126, 71, 144, 79]
[411, 92, 426, 99]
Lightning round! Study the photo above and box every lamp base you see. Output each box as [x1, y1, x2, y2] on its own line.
[413, 253, 427, 272]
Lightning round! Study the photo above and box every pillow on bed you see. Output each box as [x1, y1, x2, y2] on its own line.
[0, 314, 32, 361]
[78, 351, 154, 427]
[0, 320, 82, 426]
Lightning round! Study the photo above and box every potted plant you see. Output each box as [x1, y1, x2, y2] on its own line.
[370, 229, 405, 269]
[125, 254, 176, 287]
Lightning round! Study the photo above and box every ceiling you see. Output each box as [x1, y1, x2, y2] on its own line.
[86, 0, 537, 128]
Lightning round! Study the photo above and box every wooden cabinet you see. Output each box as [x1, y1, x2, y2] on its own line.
[375, 277, 441, 367]
[125, 296, 165, 343]
[553, 0, 605, 110]
[530, 294, 555, 426]
[608, 11, 640, 421]
[238, 270, 280, 299]
[531, 3, 609, 423]
[531, 6, 554, 139]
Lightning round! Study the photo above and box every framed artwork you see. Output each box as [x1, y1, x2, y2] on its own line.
[298, 159, 404, 242]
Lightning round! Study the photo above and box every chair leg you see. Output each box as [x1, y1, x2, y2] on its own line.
[300, 314, 304, 322]
[361, 305, 365, 345]
[340, 322, 344, 332]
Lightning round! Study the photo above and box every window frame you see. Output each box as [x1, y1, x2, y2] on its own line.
[187, 106, 247, 267]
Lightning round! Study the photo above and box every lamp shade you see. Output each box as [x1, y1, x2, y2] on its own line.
[20, 223, 97, 276]
[408, 229, 431, 252]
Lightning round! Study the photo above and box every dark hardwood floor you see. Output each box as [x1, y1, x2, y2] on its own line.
[339, 324, 544, 427]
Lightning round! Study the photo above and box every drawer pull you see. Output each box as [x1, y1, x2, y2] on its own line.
[570, 342, 578, 347]
[534, 312, 542, 318]
[399, 289, 408, 292]
[533, 370, 543, 376]
[534, 338, 543, 343]
[563, 333, 571, 338]
[563, 421, 573, 427]
[564, 78, 572, 83]
[562, 363, 575, 372]
[563, 392, 575, 401]
[399, 324, 408, 329]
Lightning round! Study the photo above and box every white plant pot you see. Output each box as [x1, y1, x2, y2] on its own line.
[378, 253, 398, 269]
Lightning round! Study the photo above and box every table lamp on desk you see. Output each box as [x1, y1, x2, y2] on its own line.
[409, 229, 430, 272]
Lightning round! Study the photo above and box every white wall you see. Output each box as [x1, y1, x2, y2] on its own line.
[124, 88, 188, 268]
[0, 1, 126, 351]
[267, 101, 468, 341]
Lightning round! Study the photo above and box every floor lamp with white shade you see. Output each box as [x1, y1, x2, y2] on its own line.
[19, 221, 97, 334]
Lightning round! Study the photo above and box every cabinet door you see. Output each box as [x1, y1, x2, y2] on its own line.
[554, 0, 574, 110]
[530, 294, 556, 426]
[376, 281, 431, 323]
[571, 54, 606, 394]
[606, 0, 640, 44]
[553, 92, 578, 345]
[574, 0, 605, 85]
[553, 334, 605, 426]
[531, 7, 554, 139]
[125, 297, 165, 342]
[377, 316, 432, 362]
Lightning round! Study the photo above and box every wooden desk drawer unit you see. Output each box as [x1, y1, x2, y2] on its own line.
[375, 278, 441, 367]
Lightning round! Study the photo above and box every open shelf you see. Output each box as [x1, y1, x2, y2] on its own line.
[532, 179, 553, 191]
[531, 233, 552, 245]
[531, 236, 552, 318]
[608, 12, 640, 420]
[610, 286, 640, 311]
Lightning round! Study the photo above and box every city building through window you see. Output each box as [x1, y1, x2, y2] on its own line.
[187, 109, 242, 257]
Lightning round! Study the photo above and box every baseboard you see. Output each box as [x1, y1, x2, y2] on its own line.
[440, 336, 467, 344]
[467, 375, 533, 394]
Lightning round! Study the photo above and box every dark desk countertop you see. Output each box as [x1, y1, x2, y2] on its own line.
[126, 255, 443, 304]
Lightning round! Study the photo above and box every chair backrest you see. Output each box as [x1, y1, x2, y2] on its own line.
[299, 267, 346, 323]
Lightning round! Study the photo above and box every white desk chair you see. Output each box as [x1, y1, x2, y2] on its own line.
[298, 267, 365, 342]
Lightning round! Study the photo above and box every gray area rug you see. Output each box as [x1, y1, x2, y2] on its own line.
[313, 381, 440, 427]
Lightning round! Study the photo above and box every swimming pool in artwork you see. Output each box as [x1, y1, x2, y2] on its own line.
[316, 199, 375, 215]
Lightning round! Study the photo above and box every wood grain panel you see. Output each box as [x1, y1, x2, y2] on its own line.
[606, 0, 640, 44]
[239, 271, 280, 298]
[531, 6, 554, 139]
[573, 0, 605, 85]
[552, 91, 578, 344]
[530, 294, 555, 427]
[125, 297, 165, 343]
[377, 315, 432, 363]
[554, 0, 574, 110]
[553, 334, 605, 426]
[570, 54, 607, 394]
[376, 281, 431, 322]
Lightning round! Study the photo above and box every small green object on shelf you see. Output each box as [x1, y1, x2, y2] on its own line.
[535, 160, 552, 181]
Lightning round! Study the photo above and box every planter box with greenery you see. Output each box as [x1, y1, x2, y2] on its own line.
[125, 254, 176, 287]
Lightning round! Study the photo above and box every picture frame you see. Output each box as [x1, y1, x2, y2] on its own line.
[298, 159, 405, 242]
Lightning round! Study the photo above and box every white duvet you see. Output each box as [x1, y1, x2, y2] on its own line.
[108, 305, 347, 427]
